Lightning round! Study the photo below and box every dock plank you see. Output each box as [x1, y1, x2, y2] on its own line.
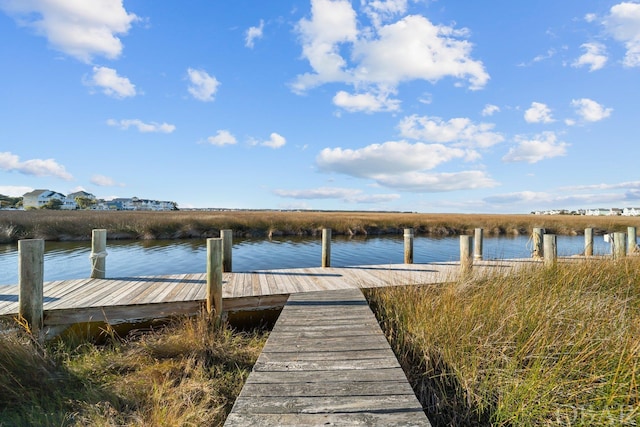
[224, 288, 431, 426]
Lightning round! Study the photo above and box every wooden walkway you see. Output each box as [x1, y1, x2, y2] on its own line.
[224, 288, 431, 426]
[0, 259, 539, 330]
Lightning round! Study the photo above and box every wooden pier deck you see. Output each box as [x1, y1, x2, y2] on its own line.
[0, 259, 538, 330]
[224, 288, 431, 426]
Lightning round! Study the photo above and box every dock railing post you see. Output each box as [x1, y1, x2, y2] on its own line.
[404, 228, 414, 264]
[628, 226, 637, 254]
[584, 228, 594, 257]
[221, 229, 233, 272]
[543, 234, 557, 267]
[460, 235, 473, 275]
[18, 239, 44, 334]
[474, 228, 484, 260]
[612, 232, 627, 259]
[532, 228, 544, 259]
[322, 228, 331, 268]
[90, 229, 107, 279]
[206, 238, 223, 320]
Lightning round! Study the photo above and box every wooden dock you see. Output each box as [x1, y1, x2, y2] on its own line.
[224, 288, 432, 426]
[0, 259, 539, 332]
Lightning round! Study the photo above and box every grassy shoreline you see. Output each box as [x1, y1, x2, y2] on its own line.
[367, 257, 640, 425]
[2, 210, 640, 243]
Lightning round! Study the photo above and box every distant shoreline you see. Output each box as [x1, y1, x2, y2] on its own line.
[1, 209, 639, 244]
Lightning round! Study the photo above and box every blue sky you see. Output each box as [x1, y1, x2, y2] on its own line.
[1, 0, 639, 213]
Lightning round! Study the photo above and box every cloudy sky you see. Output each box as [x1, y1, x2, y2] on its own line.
[1, 0, 639, 213]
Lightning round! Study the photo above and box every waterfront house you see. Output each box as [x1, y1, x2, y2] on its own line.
[22, 189, 77, 210]
[623, 207, 640, 216]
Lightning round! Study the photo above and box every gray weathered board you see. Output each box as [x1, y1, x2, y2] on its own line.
[224, 288, 432, 426]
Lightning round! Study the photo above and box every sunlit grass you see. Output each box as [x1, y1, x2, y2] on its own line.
[1, 210, 638, 243]
[367, 257, 640, 426]
[0, 315, 268, 426]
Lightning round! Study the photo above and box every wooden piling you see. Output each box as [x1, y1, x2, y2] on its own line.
[18, 239, 44, 332]
[612, 232, 627, 259]
[90, 229, 107, 279]
[322, 228, 331, 268]
[628, 226, 637, 254]
[584, 227, 594, 257]
[474, 228, 484, 260]
[543, 234, 557, 267]
[404, 228, 414, 264]
[532, 228, 544, 259]
[460, 235, 473, 275]
[206, 238, 223, 318]
[221, 229, 233, 272]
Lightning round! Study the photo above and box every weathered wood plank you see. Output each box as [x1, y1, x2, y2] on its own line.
[225, 288, 430, 426]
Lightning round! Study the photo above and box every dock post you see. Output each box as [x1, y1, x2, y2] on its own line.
[532, 228, 544, 259]
[404, 228, 414, 264]
[612, 232, 627, 259]
[221, 229, 233, 272]
[18, 239, 44, 333]
[460, 235, 473, 275]
[543, 234, 557, 267]
[584, 228, 594, 257]
[628, 226, 637, 254]
[206, 238, 223, 319]
[90, 229, 107, 279]
[322, 228, 331, 268]
[474, 228, 484, 260]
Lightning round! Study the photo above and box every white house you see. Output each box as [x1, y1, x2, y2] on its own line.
[22, 189, 77, 210]
[622, 207, 640, 216]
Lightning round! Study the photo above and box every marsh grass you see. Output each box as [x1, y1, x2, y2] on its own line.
[1, 210, 639, 243]
[0, 315, 268, 426]
[367, 258, 640, 426]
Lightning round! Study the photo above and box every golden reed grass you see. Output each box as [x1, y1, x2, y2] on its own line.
[2, 210, 639, 243]
[367, 257, 640, 426]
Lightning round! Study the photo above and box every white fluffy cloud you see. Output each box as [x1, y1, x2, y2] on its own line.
[0, 185, 33, 197]
[91, 174, 124, 187]
[373, 170, 497, 192]
[0, 0, 138, 62]
[333, 89, 400, 113]
[187, 68, 220, 102]
[206, 130, 237, 147]
[0, 151, 72, 180]
[481, 104, 500, 116]
[273, 187, 400, 203]
[502, 132, 568, 163]
[572, 42, 608, 71]
[261, 133, 287, 149]
[317, 141, 466, 176]
[571, 98, 613, 122]
[603, 2, 640, 67]
[107, 119, 175, 133]
[293, 0, 489, 112]
[524, 102, 554, 124]
[245, 19, 264, 48]
[398, 115, 504, 148]
[87, 66, 136, 98]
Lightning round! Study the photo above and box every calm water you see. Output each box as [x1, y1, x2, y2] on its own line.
[0, 235, 610, 285]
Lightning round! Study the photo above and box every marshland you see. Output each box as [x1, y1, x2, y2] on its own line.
[1, 210, 639, 425]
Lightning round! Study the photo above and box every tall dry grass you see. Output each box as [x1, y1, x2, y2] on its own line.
[0, 315, 268, 426]
[1, 210, 638, 243]
[367, 258, 640, 426]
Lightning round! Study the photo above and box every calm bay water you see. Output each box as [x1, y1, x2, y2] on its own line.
[0, 235, 610, 285]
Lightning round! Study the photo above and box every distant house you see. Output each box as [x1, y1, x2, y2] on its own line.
[623, 207, 640, 216]
[585, 208, 621, 216]
[22, 189, 77, 210]
[68, 190, 96, 201]
[99, 197, 175, 211]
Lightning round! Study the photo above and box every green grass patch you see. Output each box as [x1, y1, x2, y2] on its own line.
[367, 258, 640, 426]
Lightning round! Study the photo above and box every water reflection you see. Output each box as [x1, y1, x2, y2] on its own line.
[0, 235, 609, 285]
